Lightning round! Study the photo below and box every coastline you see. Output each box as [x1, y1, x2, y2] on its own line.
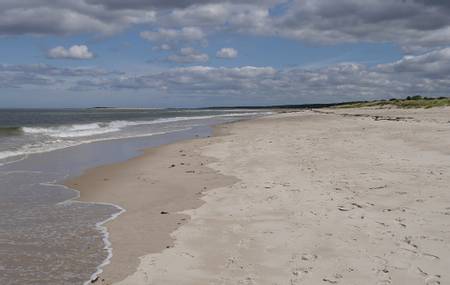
[65, 122, 242, 284]
[69, 107, 450, 284]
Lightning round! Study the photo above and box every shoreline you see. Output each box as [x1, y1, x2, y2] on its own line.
[64, 120, 244, 284]
[69, 107, 450, 284]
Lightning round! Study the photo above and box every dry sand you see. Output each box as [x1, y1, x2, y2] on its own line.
[69, 107, 450, 285]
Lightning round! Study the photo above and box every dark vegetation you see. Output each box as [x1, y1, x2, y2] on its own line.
[204, 96, 450, 110]
[336, 96, 450, 109]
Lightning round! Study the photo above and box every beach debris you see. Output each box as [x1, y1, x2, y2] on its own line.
[160, 211, 169, 215]
[322, 278, 338, 284]
[91, 276, 99, 283]
[169, 164, 176, 168]
[423, 252, 440, 260]
[417, 267, 428, 276]
[183, 252, 195, 258]
[403, 236, 418, 248]
[351, 202, 363, 208]
[425, 276, 442, 285]
[369, 185, 387, 190]
[337, 206, 353, 211]
[301, 253, 317, 261]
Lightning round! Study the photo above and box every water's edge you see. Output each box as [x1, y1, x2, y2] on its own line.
[60, 126, 215, 284]
[0, 112, 273, 285]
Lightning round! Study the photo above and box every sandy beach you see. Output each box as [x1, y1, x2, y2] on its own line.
[68, 107, 450, 285]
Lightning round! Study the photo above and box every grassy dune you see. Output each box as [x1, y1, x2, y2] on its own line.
[337, 96, 450, 109]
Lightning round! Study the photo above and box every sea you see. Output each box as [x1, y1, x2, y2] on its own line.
[0, 108, 272, 285]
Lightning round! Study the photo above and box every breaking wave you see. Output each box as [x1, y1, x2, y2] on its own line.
[20, 112, 272, 138]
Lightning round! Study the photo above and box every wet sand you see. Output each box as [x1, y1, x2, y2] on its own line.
[69, 107, 450, 285]
[65, 131, 237, 284]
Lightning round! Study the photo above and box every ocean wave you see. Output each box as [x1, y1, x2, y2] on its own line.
[0, 129, 180, 165]
[0, 111, 272, 164]
[23, 123, 120, 138]
[0, 126, 23, 137]
[20, 112, 272, 138]
[0, 140, 74, 162]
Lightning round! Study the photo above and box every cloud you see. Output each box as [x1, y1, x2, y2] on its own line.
[47, 45, 94, 59]
[69, 58, 450, 103]
[158, 44, 172, 51]
[167, 47, 209, 63]
[140, 27, 206, 48]
[216, 47, 238, 59]
[0, 1, 155, 35]
[162, 3, 272, 35]
[148, 1, 450, 51]
[3, 47, 450, 104]
[272, 0, 450, 50]
[85, 0, 278, 10]
[2, 1, 450, 53]
[377, 48, 450, 77]
[0, 64, 120, 88]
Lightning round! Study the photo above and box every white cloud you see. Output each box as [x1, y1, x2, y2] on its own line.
[65, 63, 433, 100]
[159, 44, 172, 51]
[140, 27, 205, 45]
[67, 54, 450, 102]
[377, 48, 450, 77]
[167, 47, 209, 63]
[0, 64, 118, 88]
[216, 48, 238, 59]
[47, 45, 94, 59]
[3, 48, 450, 104]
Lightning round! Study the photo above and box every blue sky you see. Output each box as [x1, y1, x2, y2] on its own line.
[1, 1, 450, 108]
[0, 33, 402, 68]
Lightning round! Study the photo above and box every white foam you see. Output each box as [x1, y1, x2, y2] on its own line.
[49, 182, 126, 285]
[23, 123, 120, 138]
[21, 112, 272, 139]
[0, 111, 273, 164]
[84, 203, 125, 285]
[0, 130, 179, 166]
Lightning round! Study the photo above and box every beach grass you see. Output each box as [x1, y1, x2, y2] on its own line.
[336, 96, 450, 109]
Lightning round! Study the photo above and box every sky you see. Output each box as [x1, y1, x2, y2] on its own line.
[1, 0, 450, 108]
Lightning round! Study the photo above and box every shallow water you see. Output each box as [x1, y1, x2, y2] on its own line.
[0, 109, 271, 284]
